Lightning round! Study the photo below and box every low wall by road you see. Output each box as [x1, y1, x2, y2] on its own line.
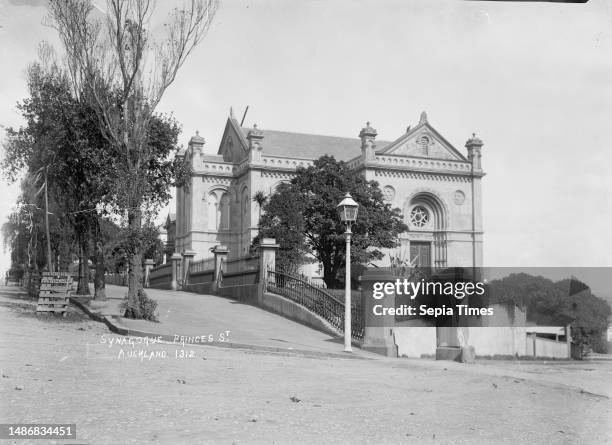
[218, 270, 259, 304]
[261, 292, 342, 337]
[529, 336, 570, 359]
[391, 326, 571, 359]
[393, 327, 437, 358]
[183, 270, 214, 294]
[469, 327, 528, 357]
[148, 264, 172, 289]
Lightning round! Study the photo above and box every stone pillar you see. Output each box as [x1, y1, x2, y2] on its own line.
[359, 122, 377, 162]
[143, 259, 155, 288]
[189, 131, 205, 155]
[170, 253, 182, 291]
[258, 238, 279, 304]
[360, 268, 397, 357]
[247, 124, 264, 164]
[465, 133, 484, 171]
[181, 251, 196, 287]
[211, 245, 229, 293]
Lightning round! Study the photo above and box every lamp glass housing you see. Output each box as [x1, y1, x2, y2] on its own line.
[337, 193, 359, 223]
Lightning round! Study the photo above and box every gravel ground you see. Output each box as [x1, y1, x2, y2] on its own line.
[1, 287, 611, 445]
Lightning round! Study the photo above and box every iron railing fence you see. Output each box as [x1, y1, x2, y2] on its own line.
[223, 255, 259, 275]
[265, 269, 364, 341]
[189, 258, 215, 274]
[149, 263, 172, 279]
[105, 273, 127, 286]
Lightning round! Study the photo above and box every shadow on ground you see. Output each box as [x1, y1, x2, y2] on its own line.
[0, 288, 88, 323]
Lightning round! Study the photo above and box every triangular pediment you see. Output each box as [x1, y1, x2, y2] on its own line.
[377, 122, 467, 162]
[218, 117, 249, 163]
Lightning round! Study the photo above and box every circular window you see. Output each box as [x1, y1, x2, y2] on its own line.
[410, 206, 429, 228]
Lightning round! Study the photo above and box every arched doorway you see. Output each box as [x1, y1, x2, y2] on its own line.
[403, 191, 448, 270]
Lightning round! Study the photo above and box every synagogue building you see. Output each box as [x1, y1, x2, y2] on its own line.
[174, 111, 484, 271]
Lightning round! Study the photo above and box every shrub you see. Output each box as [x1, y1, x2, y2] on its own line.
[121, 289, 158, 321]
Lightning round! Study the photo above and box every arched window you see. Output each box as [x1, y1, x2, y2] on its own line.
[219, 193, 230, 230]
[206, 193, 218, 230]
[418, 135, 430, 156]
[242, 189, 249, 229]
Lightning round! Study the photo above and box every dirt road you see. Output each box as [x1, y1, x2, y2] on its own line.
[1, 287, 610, 444]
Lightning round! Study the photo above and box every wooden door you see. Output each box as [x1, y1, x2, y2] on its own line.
[410, 242, 431, 268]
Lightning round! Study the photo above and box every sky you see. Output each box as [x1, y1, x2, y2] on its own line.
[0, 0, 611, 287]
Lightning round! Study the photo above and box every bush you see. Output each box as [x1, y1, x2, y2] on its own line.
[121, 288, 158, 321]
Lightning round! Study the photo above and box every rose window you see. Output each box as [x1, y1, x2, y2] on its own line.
[410, 206, 429, 228]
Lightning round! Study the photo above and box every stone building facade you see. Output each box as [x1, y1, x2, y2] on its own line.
[174, 111, 484, 270]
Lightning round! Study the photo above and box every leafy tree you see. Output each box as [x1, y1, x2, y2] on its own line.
[252, 190, 267, 227]
[488, 273, 612, 353]
[256, 155, 407, 287]
[104, 221, 163, 272]
[48, 0, 217, 317]
[2, 44, 187, 302]
[2, 56, 110, 295]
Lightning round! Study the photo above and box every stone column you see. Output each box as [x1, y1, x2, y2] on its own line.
[143, 259, 155, 288]
[211, 245, 229, 293]
[181, 251, 196, 287]
[360, 268, 397, 357]
[170, 253, 182, 291]
[258, 238, 279, 305]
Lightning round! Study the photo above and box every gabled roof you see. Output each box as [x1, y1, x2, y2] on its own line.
[238, 127, 391, 161]
[376, 119, 468, 161]
[217, 117, 250, 162]
[215, 110, 466, 163]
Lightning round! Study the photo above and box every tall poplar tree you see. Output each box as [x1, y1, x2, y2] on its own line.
[47, 0, 218, 316]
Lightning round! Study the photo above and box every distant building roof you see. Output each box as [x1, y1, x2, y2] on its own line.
[239, 127, 391, 161]
[525, 326, 566, 335]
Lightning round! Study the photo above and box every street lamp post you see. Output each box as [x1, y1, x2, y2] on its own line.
[336, 192, 359, 352]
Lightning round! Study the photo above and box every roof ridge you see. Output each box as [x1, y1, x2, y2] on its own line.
[240, 126, 391, 143]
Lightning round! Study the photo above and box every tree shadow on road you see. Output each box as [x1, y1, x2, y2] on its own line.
[0, 293, 89, 323]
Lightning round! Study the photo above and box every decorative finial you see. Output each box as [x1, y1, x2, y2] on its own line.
[359, 121, 377, 139]
[247, 123, 263, 140]
[465, 132, 483, 148]
[406, 125, 411, 133]
[419, 111, 428, 124]
[190, 130, 205, 146]
[230, 107, 234, 118]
